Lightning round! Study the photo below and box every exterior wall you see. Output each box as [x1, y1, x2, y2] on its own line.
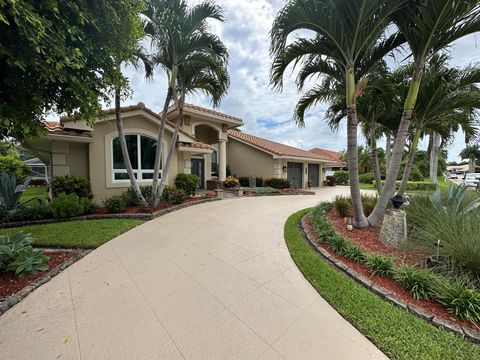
[226, 138, 274, 179]
[276, 158, 324, 189]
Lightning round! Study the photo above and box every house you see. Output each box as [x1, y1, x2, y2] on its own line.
[24, 102, 336, 201]
[309, 148, 346, 176]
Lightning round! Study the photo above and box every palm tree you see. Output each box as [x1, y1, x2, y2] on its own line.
[144, 0, 228, 206]
[270, 0, 405, 228]
[368, 0, 480, 226]
[396, 56, 480, 195]
[460, 144, 480, 173]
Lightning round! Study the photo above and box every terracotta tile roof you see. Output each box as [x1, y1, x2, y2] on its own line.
[168, 103, 243, 124]
[43, 120, 92, 138]
[227, 129, 333, 161]
[309, 148, 345, 166]
[178, 140, 213, 150]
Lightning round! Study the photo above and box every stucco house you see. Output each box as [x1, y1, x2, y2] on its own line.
[24, 102, 336, 201]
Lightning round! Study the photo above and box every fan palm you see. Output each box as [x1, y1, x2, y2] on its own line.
[143, 0, 228, 205]
[368, 0, 480, 226]
[460, 144, 480, 173]
[270, 0, 405, 228]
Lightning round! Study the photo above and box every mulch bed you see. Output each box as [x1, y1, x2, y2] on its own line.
[0, 250, 76, 300]
[304, 213, 479, 331]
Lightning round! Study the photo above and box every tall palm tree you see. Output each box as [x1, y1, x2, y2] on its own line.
[368, 0, 480, 226]
[460, 144, 480, 173]
[143, 0, 228, 205]
[397, 56, 480, 195]
[270, 0, 405, 228]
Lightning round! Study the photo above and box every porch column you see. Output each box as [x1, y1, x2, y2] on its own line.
[218, 139, 227, 180]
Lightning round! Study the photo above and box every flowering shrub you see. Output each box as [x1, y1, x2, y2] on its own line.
[223, 176, 239, 188]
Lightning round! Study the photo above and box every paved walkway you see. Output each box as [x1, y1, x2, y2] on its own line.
[0, 187, 387, 360]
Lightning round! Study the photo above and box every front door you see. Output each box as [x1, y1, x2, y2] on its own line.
[287, 162, 303, 188]
[191, 158, 205, 189]
[308, 164, 320, 187]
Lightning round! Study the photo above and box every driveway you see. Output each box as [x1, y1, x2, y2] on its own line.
[0, 187, 387, 360]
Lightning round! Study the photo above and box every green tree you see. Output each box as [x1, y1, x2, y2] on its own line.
[270, 0, 405, 228]
[460, 144, 480, 173]
[369, 0, 480, 226]
[144, 0, 228, 206]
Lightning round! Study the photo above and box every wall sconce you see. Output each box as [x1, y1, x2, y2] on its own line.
[282, 165, 287, 173]
[305, 166, 308, 174]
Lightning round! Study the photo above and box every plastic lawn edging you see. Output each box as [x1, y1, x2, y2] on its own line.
[284, 209, 480, 360]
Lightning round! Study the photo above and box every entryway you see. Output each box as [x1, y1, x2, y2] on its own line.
[287, 162, 303, 188]
[191, 158, 205, 189]
[308, 164, 320, 187]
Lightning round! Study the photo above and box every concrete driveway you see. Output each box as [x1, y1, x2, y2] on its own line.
[0, 187, 387, 360]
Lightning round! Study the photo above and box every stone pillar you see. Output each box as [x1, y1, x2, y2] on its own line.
[379, 209, 407, 248]
[218, 139, 227, 180]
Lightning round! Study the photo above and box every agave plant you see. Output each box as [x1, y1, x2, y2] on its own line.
[429, 183, 480, 216]
[0, 171, 31, 210]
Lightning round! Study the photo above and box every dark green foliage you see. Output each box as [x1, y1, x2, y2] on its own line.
[256, 177, 263, 187]
[344, 244, 367, 263]
[123, 186, 152, 207]
[51, 176, 93, 199]
[365, 254, 395, 277]
[0, 172, 30, 209]
[333, 195, 350, 217]
[0, 155, 31, 182]
[0, 206, 7, 221]
[49, 193, 88, 218]
[393, 264, 439, 300]
[409, 165, 424, 181]
[264, 178, 291, 189]
[238, 177, 249, 187]
[162, 186, 187, 204]
[436, 280, 480, 323]
[361, 194, 378, 216]
[103, 195, 127, 214]
[7, 202, 53, 222]
[0, 232, 48, 276]
[334, 170, 349, 185]
[359, 172, 375, 184]
[174, 173, 199, 196]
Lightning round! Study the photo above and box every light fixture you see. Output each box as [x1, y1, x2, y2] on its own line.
[282, 165, 287, 173]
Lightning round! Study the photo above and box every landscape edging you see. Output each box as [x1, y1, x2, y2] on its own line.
[299, 214, 480, 343]
[0, 249, 91, 316]
[0, 197, 221, 229]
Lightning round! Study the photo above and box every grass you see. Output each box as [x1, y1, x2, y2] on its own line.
[0, 219, 144, 248]
[284, 209, 480, 360]
[359, 177, 452, 193]
[20, 186, 48, 202]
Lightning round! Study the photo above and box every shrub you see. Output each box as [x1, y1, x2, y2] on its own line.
[435, 280, 480, 322]
[365, 254, 395, 277]
[334, 170, 349, 185]
[7, 202, 53, 222]
[51, 176, 93, 199]
[333, 195, 350, 217]
[123, 186, 152, 207]
[169, 188, 187, 204]
[0, 232, 49, 276]
[0, 155, 31, 182]
[223, 176, 239, 188]
[49, 193, 87, 218]
[175, 173, 199, 195]
[103, 194, 127, 214]
[393, 264, 439, 300]
[409, 165, 424, 181]
[264, 178, 291, 189]
[256, 177, 263, 187]
[361, 194, 378, 217]
[326, 234, 350, 256]
[238, 177, 249, 187]
[359, 172, 375, 184]
[0, 206, 7, 221]
[344, 244, 367, 263]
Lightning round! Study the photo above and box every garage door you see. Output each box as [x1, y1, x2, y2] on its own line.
[308, 164, 320, 187]
[287, 162, 303, 188]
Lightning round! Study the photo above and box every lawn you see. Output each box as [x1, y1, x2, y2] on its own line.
[284, 209, 480, 360]
[0, 219, 144, 248]
[20, 186, 48, 202]
[359, 177, 452, 193]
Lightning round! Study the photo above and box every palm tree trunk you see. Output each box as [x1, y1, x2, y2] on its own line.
[114, 88, 148, 208]
[469, 158, 475, 173]
[385, 133, 391, 172]
[368, 69, 422, 227]
[429, 132, 441, 183]
[153, 97, 184, 206]
[152, 66, 177, 203]
[398, 131, 420, 196]
[370, 129, 382, 193]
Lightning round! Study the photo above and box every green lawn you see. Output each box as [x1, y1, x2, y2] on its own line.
[359, 177, 452, 193]
[284, 209, 480, 360]
[21, 186, 48, 202]
[0, 219, 144, 248]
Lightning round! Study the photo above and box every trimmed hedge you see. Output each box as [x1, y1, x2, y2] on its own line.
[51, 176, 93, 199]
[264, 178, 291, 189]
[378, 181, 436, 191]
[175, 173, 199, 196]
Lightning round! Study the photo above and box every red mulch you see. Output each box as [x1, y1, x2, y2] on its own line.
[0, 250, 76, 300]
[304, 214, 480, 331]
[95, 194, 216, 215]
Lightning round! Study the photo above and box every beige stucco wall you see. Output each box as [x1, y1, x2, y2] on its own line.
[226, 138, 275, 179]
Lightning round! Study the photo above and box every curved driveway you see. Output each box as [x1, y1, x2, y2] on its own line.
[0, 187, 387, 360]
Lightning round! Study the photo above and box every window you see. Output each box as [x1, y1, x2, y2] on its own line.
[211, 150, 218, 176]
[112, 135, 160, 181]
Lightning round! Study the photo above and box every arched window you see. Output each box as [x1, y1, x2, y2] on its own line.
[211, 149, 218, 177]
[112, 135, 160, 181]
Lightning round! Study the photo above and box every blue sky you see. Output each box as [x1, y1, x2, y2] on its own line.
[123, 0, 480, 162]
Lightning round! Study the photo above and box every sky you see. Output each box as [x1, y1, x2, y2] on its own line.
[121, 0, 480, 162]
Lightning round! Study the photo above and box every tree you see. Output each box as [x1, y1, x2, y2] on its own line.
[460, 144, 480, 173]
[368, 0, 480, 226]
[144, 0, 228, 206]
[0, 0, 144, 141]
[270, 0, 405, 228]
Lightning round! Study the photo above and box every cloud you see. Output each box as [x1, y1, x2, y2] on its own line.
[123, 0, 480, 162]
